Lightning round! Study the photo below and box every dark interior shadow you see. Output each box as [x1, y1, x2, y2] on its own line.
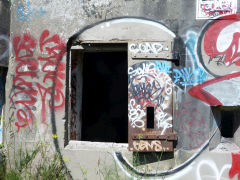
[211, 106, 240, 138]
[81, 50, 128, 143]
[133, 152, 174, 166]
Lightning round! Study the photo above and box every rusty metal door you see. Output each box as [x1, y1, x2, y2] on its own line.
[128, 41, 177, 152]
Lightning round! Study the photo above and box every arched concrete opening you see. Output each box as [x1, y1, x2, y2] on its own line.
[75, 18, 175, 42]
[66, 17, 176, 143]
[63, 18, 177, 178]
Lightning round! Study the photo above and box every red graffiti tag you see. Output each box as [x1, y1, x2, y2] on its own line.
[11, 30, 66, 132]
[204, 14, 240, 66]
[11, 33, 38, 132]
[189, 72, 240, 106]
[229, 152, 240, 180]
[37, 30, 66, 124]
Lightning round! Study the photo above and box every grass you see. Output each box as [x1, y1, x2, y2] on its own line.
[0, 143, 170, 180]
[98, 158, 130, 180]
[0, 142, 71, 180]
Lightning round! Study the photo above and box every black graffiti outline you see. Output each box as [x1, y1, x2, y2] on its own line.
[197, 15, 240, 77]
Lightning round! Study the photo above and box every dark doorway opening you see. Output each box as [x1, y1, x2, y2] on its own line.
[147, 107, 154, 129]
[211, 106, 240, 138]
[81, 51, 128, 143]
[0, 67, 8, 144]
[221, 110, 234, 138]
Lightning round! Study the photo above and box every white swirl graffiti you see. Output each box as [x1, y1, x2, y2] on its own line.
[150, 71, 173, 96]
[128, 62, 155, 79]
[156, 107, 172, 135]
[128, 99, 145, 128]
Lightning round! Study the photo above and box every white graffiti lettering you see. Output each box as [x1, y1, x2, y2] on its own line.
[133, 140, 169, 151]
[129, 42, 168, 54]
[197, 160, 231, 180]
[128, 99, 145, 128]
[128, 62, 155, 79]
[156, 107, 172, 135]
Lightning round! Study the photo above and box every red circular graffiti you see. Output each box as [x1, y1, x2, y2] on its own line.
[204, 14, 240, 66]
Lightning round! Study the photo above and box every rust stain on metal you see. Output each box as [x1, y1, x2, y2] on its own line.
[132, 132, 177, 140]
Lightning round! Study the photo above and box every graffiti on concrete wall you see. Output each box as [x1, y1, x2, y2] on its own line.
[37, 29, 66, 125]
[171, 30, 210, 150]
[189, 71, 240, 106]
[11, 32, 38, 132]
[196, 0, 237, 19]
[11, 30, 65, 133]
[190, 14, 240, 106]
[114, 151, 232, 179]
[173, 67, 206, 86]
[128, 60, 207, 133]
[196, 160, 231, 180]
[200, 14, 240, 76]
[185, 31, 198, 67]
[229, 152, 240, 179]
[181, 31, 207, 87]
[185, 31, 207, 74]
[16, 1, 46, 22]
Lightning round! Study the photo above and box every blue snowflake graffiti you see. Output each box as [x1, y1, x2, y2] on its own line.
[153, 61, 206, 86]
[17, 1, 46, 22]
[173, 67, 206, 86]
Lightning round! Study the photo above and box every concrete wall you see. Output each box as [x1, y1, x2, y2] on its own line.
[4, 0, 240, 179]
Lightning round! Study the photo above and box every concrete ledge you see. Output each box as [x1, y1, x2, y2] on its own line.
[65, 140, 128, 151]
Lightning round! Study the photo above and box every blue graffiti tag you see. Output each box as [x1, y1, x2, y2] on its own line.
[17, 1, 46, 22]
[193, 68, 207, 84]
[155, 61, 172, 74]
[173, 67, 206, 86]
[153, 61, 206, 86]
[185, 32, 198, 68]
[175, 31, 207, 86]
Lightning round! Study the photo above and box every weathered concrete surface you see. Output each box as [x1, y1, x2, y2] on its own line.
[4, 0, 240, 179]
[63, 141, 239, 180]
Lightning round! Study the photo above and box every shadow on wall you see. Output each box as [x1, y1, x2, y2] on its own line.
[0, 67, 7, 145]
[211, 106, 240, 138]
[81, 52, 128, 143]
[0, 0, 10, 67]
